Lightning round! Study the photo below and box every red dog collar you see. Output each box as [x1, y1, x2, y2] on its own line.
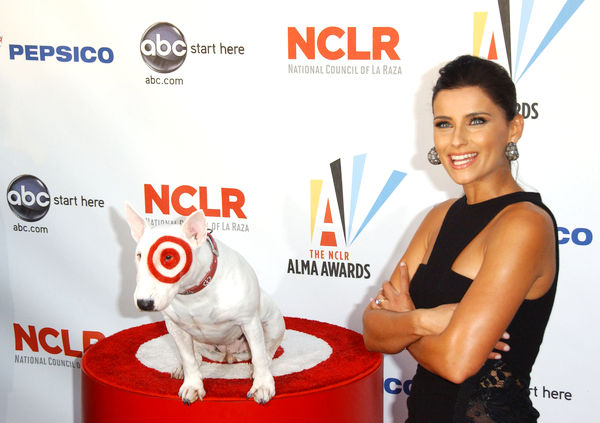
[178, 233, 219, 295]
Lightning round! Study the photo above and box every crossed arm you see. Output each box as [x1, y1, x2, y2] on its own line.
[362, 202, 555, 384]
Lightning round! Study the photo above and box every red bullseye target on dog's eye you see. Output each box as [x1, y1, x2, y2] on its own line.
[160, 248, 179, 270]
[147, 236, 192, 284]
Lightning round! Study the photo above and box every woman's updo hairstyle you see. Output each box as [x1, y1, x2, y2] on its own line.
[432, 55, 517, 121]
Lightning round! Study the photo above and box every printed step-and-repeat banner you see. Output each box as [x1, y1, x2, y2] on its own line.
[1, 1, 597, 421]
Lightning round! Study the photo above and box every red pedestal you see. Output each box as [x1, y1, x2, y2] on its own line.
[82, 317, 383, 422]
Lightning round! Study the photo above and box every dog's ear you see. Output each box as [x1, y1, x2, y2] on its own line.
[182, 210, 208, 248]
[124, 202, 147, 242]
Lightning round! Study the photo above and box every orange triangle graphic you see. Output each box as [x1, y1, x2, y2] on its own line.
[488, 33, 498, 60]
[320, 231, 337, 247]
[324, 200, 333, 223]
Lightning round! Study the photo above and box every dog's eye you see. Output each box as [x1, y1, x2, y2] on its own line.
[165, 255, 173, 261]
[136, 253, 141, 261]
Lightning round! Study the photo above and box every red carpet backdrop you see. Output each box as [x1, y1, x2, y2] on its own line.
[1, 0, 597, 422]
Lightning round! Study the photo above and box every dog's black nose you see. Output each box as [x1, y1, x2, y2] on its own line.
[137, 298, 155, 311]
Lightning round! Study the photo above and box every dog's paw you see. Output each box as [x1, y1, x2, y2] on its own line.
[178, 381, 206, 405]
[246, 374, 275, 405]
[170, 365, 184, 379]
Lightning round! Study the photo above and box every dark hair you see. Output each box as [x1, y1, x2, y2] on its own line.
[432, 55, 517, 121]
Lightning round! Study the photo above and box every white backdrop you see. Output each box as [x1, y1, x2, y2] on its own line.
[1, 1, 597, 421]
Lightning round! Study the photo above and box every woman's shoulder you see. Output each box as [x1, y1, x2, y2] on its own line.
[489, 199, 555, 243]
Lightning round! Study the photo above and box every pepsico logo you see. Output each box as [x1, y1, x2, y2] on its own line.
[147, 235, 192, 283]
[140, 22, 187, 73]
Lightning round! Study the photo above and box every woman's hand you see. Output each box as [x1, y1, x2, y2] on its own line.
[370, 262, 415, 312]
[490, 332, 510, 359]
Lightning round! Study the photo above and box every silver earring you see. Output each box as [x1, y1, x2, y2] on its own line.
[505, 142, 519, 161]
[428, 147, 441, 165]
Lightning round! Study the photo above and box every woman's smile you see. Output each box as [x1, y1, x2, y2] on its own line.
[449, 152, 478, 168]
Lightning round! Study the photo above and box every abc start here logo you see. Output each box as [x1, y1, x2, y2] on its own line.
[6, 175, 51, 222]
[140, 22, 187, 73]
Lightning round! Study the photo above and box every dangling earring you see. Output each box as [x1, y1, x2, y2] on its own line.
[428, 147, 441, 165]
[505, 142, 519, 161]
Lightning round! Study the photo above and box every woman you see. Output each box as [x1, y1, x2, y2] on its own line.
[362, 55, 558, 422]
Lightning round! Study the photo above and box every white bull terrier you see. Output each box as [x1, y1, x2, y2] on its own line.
[125, 204, 285, 405]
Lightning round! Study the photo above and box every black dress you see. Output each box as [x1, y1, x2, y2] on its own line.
[406, 192, 558, 423]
